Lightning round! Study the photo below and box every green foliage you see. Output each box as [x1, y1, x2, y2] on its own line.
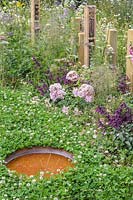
[0, 2, 77, 86]
[114, 123, 133, 150]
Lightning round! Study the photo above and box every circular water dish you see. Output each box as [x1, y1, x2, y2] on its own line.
[5, 147, 74, 178]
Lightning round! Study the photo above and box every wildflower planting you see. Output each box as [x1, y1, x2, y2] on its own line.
[0, 0, 133, 199]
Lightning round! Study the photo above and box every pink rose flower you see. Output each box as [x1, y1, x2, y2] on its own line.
[66, 70, 79, 82]
[49, 83, 66, 102]
[72, 84, 94, 103]
[49, 83, 62, 92]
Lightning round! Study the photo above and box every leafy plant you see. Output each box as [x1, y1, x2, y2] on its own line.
[114, 123, 133, 150]
[96, 102, 132, 130]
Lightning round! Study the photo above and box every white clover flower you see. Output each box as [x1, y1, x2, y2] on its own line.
[73, 107, 82, 116]
[26, 183, 30, 187]
[32, 179, 36, 183]
[53, 198, 58, 200]
[77, 155, 82, 159]
[40, 171, 44, 176]
[0, 40, 9, 45]
[19, 182, 22, 187]
[30, 96, 40, 104]
[44, 98, 51, 108]
[93, 134, 97, 139]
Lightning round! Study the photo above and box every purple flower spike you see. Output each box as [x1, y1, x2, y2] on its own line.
[32, 56, 41, 68]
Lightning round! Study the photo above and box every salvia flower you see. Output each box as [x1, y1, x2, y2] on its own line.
[36, 83, 49, 96]
[96, 103, 132, 130]
[118, 75, 128, 94]
[66, 70, 79, 82]
[108, 103, 132, 129]
[32, 56, 41, 68]
[49, 83, 66, 102]
[96, 106, 110, 119]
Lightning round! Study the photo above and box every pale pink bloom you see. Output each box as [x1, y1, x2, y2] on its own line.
[77, 90, 84, 98]
[49, 83, 62, 92]
[129, 46, 133, 63]
[73, 84, 94, 103]
[72, 88, 79, 97]
[49, 83, 66, 102]
[66, 70, 79, 82]
[78, 84, 94, 102]
[73, 107, 82, 116]
[62, 106, 69, 115]
[84, 95, 94, 102]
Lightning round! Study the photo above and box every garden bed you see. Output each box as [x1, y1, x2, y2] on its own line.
[0, 86, 132, 199]
[0, 1, 133, 199]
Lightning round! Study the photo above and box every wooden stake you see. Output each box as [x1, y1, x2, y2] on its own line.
[71, 17, 82, 56]
[126, 29, 133, 93]
[107, 29, 117, 67]
[84, 5, 96, 67]
[31, 0, 40, 43]
[73, 17, 82, 33]
[78, 32, 84, 65]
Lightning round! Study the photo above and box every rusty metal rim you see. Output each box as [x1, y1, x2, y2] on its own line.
[5, 146, 73, 164]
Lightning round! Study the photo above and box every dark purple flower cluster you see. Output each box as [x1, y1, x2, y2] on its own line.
[117, 75, 128, 94]
[96, 102, 132, 130]
[30, 56, 72, 96]
[108, 103, 132, 129]
[96, 106, 109, 117]
[45, 67, 71, 85]
[36, 83, 49, 96]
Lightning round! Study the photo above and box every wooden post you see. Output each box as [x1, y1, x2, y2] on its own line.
[31, 0, 40, 43]
[78, 32, 84, 65]
[126, 29, 133, 93]
[71, 17, 82, 56]
[84, 5, 96, 67]
[74, 17, 82, 33]
[107, 29, 117, 67]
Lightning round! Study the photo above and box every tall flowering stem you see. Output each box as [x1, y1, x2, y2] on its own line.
[117, 75, 128, 94]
